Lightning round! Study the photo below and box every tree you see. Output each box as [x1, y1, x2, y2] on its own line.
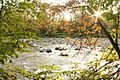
[63, 0, 120, 58]
[86, 0, 120, 58]
[0, 0, 119, 79]
[67, 0, 120, 79]
[0, 0, 41, 79]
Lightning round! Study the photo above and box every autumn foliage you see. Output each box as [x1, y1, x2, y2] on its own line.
[35, 15, 101, 37]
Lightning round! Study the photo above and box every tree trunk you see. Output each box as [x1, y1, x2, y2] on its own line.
[0, 0, 4, 17]
[98, 19, 120, 58]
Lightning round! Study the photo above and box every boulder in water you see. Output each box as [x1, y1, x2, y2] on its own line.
[55, 47, 67, 51]
[45, 49, 52, 53]
[59, 52, 69, 56]
[39, 49, 44, 52]
[55, 47, 61, 50]
[75, 48, 80, 50]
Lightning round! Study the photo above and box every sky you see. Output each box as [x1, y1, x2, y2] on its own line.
[40, 0, 73, 21]
[41, 0, 75, 21]
[41, 0, 69, 5]
[16, 0, 120, 21]
[17, 0, 82, 21]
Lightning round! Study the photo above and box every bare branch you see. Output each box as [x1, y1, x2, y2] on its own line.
[88, 61, 114, 77]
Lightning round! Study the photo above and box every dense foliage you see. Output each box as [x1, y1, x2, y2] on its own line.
[0, 0, 120, 79]
[0, 0, 40, 79]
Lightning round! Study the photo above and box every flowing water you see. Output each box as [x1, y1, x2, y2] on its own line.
[11, 38, 110, 73]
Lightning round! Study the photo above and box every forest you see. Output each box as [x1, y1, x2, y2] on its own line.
[0, 0, 120, 80]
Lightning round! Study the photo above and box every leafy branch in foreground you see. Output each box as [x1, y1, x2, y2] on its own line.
[0, 0, 41, 79]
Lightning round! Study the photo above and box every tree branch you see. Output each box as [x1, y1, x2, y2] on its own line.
[97, 19, 120, 58]
[0, 0, 4, 16]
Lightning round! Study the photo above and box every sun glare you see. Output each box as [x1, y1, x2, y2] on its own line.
[90, 7, 109, 23]
[64, 13, 71, 21]
[94, 11, 101, 18]
[64, 12, 72, 21]
[64, 14, 71, 21]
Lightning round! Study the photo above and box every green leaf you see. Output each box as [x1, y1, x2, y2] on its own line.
[0, 58, 4, 64]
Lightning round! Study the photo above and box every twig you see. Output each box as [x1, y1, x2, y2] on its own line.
[93, 38, 99, 49]
[68, 38, 80, 53]
[88, 61, 114, 77]
[105, 47, 114, 59]
[72, 38, 83, 57]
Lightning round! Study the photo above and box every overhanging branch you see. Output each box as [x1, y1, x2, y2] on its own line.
[98, 19, 120, 58]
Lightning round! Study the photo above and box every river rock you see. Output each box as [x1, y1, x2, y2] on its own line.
[55, 47, 60, 50]
[45, 49, 52, 53]
[39, 46, 43, 48]
[75, 48, 80, 50]
[39, 49, 44, 52]
[59, 52, 69, 56]
[28, 41, 38, 47]
[55, 47, 67, 51]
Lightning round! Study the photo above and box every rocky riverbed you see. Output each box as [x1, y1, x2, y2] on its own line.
[11, 38, 110, 73]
